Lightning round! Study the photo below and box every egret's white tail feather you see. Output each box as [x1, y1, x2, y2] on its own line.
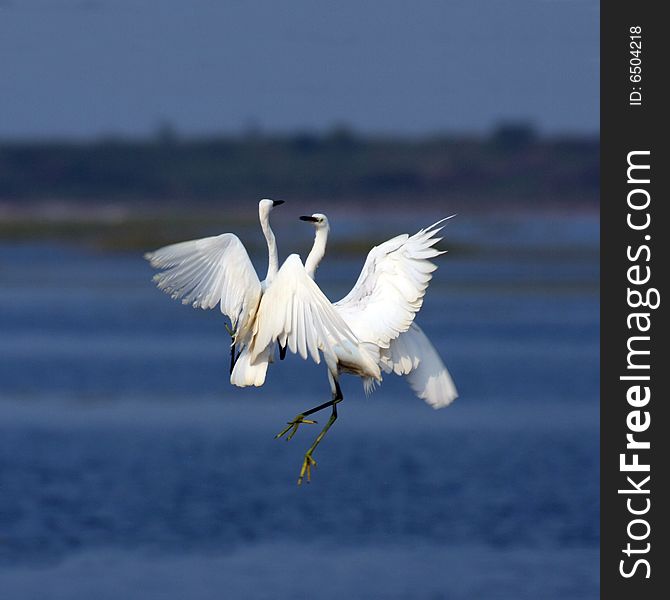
[230, 346, 271, 387]
[362, 376, 380, 397]
[381, 322, 458, 409]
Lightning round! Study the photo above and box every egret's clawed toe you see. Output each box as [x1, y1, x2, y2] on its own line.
[275, 415, 317, 441]
[297, 453, 317, 485]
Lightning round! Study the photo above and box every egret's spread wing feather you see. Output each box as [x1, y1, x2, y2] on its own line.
[335, 217, 452, 348]
[145, 234, 262, 335]
[251, 254, 358, 366]
[381, 322, 458, 409]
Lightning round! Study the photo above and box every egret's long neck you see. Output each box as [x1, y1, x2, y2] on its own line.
[260, 212, 278, 283]
[305, 225, 329, 279]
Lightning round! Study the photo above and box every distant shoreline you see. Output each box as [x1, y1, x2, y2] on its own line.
[0, 130, 598, 211]
[0, 199, 599, 254]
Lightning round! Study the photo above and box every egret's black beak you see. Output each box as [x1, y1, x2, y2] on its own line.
[272, 200, 285, 207]
[299, 215, 318, 222]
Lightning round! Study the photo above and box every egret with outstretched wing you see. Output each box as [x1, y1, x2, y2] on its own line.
[144, 198, 285, 382]
[300, 213, 458, 407]
[259, 213, 457, 483]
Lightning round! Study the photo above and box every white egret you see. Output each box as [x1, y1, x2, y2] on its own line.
[266, 213, 457, 483]
[144, 198, 289, 380]
[299, 212, 457, 408]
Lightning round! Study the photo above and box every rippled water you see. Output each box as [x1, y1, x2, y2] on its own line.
[0, 213, 599, 599]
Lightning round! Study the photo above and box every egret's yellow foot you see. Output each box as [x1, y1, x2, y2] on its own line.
[275, 415, 317, 441]
[297, 453, 317, 485]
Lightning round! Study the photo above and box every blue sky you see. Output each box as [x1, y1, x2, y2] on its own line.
[0, 0, 599, 138]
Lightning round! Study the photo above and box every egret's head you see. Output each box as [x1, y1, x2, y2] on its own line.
[259, 198, 284, 219]
[299, 213, 329, 231]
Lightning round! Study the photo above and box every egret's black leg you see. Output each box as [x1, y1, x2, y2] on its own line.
[279, 344, 287, 360]
[297, 382, 343, 485]
[298, 392, 341, 418]
[229, 343, 236, 374]
[275, 375, 344, 484]
[275, 379, 343, 441]
[299, 380, 343, 418]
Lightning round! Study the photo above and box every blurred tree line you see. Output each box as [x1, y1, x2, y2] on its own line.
[0, 124, 598, 209]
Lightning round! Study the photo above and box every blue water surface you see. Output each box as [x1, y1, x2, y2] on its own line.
[0, 213, 599, 599]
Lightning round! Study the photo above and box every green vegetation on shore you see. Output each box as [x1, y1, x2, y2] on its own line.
[1, 125, 598, 209]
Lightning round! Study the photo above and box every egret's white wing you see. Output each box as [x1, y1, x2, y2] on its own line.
[145, 234, 262, 337]
[335, 217, 452, 348]
[250, 254, 358, 367]
[380, 322, 458, 409]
